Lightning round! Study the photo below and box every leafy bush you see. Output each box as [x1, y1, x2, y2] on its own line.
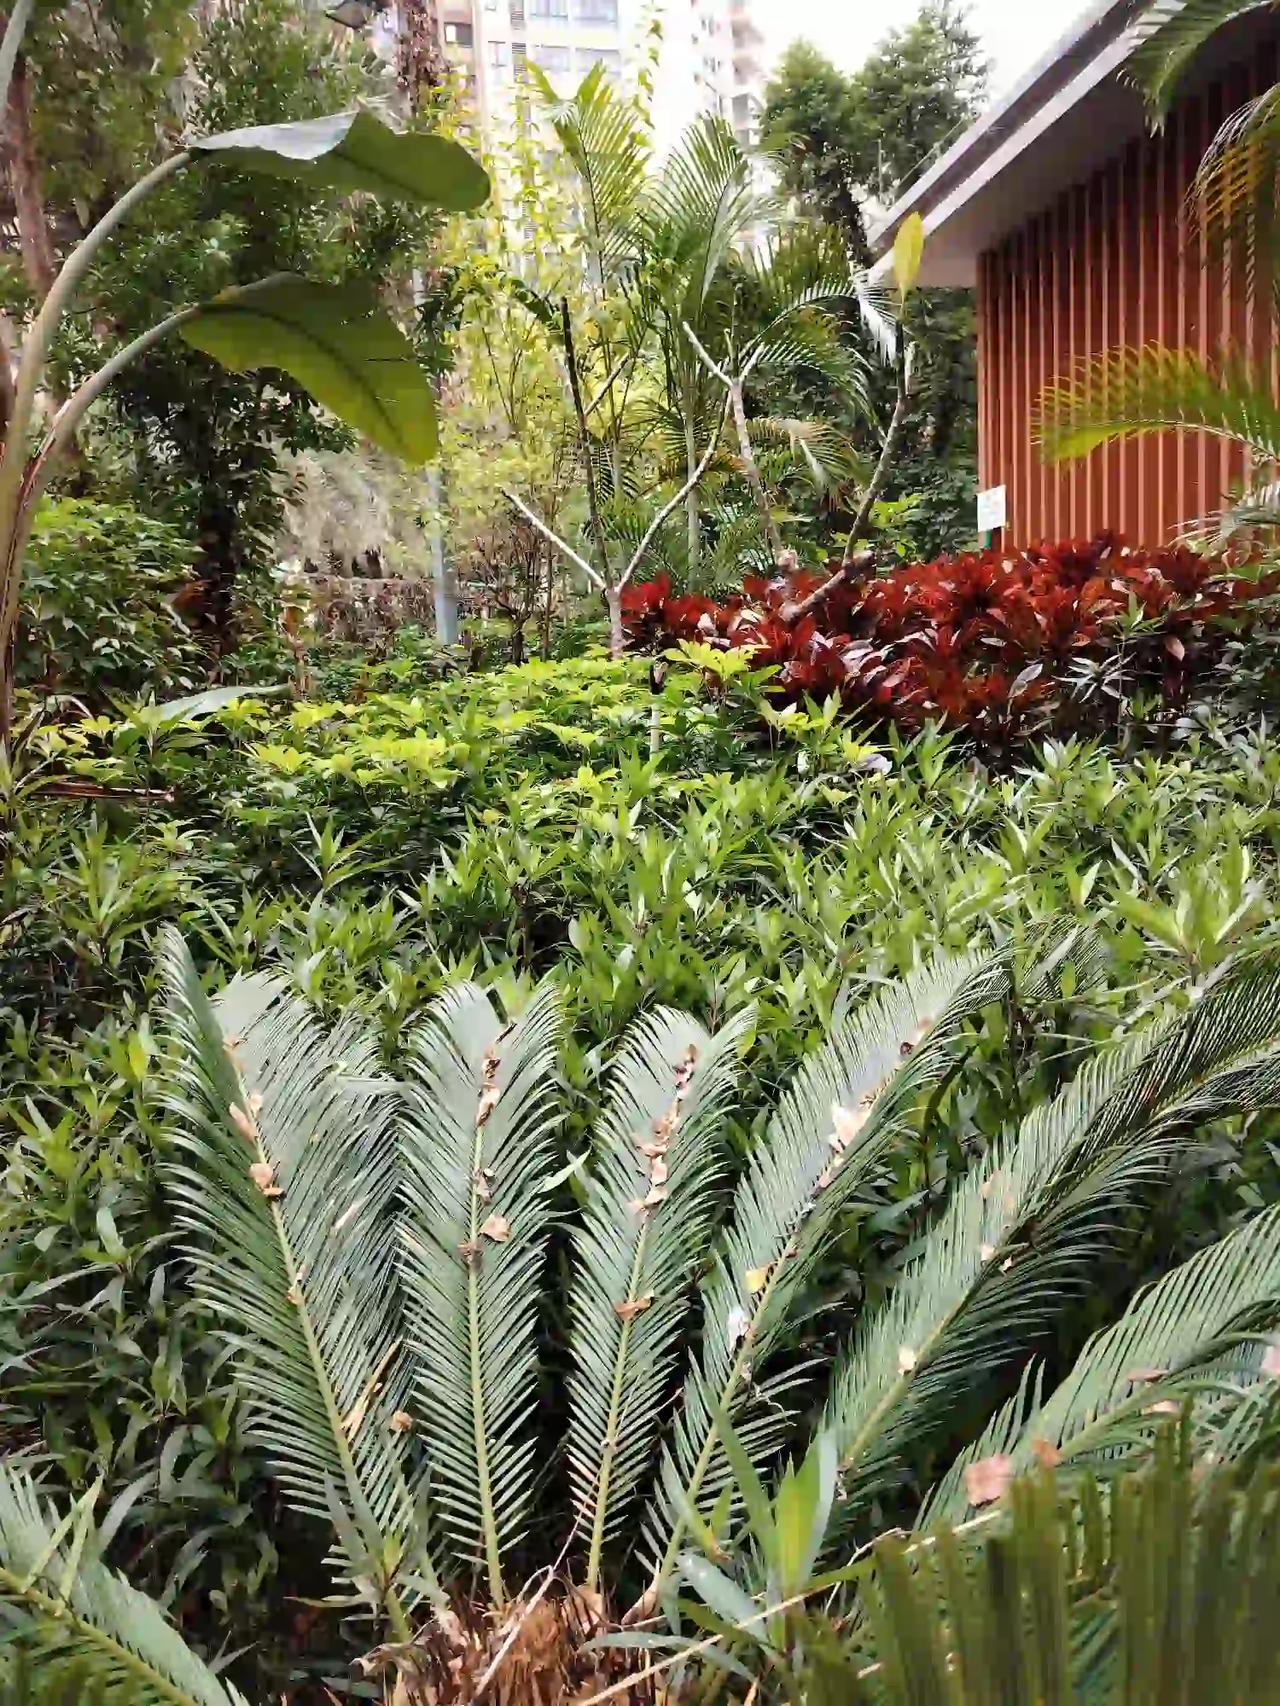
[16, 499, 203, 709]
[624, 533, 1280, 745]
[12, 657, 1280, 1688]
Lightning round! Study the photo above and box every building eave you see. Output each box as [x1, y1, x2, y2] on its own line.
[868, 0, 1145, 285]
[868, 0, 1280, 287]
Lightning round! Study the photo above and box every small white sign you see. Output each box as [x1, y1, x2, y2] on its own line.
[976, 484, 1006, 533]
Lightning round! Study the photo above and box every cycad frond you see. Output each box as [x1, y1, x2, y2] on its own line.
[1033, 1201, 1280, 1463]
[821, 1034, 1156, 1523]
[1126, 0, 1274, 122]
[832, 954, 1280, 1527]
[568, 1006, 752, 1589]
[159, 933, 409, 1562]
[643, 950, 1011, 1584]
[925, 1203, 1280, 1526]
[399, 981, 563, 1605]
[847, 1444, 1280, 1702]
[0, 1461, 243, 1706]
[1038, 343, 1280, 464]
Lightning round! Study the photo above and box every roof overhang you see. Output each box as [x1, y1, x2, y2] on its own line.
[868, 0, 1274, 286]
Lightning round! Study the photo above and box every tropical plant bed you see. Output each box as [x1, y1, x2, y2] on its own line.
[623, 534, 1279, 739]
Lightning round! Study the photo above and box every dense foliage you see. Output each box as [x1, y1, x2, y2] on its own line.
[16, 499, 202, 709]
[6, 0, 1280, 1698]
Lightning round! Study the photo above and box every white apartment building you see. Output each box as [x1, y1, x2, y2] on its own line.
[430, 0, 765, 159]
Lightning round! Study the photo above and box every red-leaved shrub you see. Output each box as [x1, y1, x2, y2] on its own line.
[623, 534, 1278, 738]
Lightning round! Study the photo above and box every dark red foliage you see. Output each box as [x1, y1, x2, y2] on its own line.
[624, 534, 1280, 738]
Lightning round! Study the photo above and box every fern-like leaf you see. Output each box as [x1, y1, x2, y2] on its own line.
[0, 1460, 244, 1706]
[159, 933, 410, 1582]
[568, 1006, 752, 1588]
[642, 950, 1011, 1585]
[925, 1203, 1280, 1525]
[398, 981, 562, 1605]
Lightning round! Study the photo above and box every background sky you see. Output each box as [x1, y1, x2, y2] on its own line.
[753, 0, 1090, 101]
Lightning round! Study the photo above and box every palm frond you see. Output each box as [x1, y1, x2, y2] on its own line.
[642, 950, 1012, 1584]
[1038, 343, 1280, 465]
[0, 1460, 243, 1706]
[399, 981, 563, 1605]
[833, 952, 1280, 1529]
[1175, 475, 1280, 545]
[925, 1203, 1280, 1526]
[640, 119, 775, 315]
[1191, 83, 1280, 292]
[748, 415, 868, 493]
[568, 1005, 752, 1588]
[532, 63, 650, 281]
[159, 933, 410, 1566]
[1126, 0, 1274, 122]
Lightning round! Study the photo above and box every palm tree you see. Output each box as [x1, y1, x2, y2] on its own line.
[510, 70, 888, 615]
[1038, 0, 1280, 544]
[11, 929, 1280, 1699]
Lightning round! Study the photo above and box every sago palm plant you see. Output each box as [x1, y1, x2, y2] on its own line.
[10, 930, 1280, 1700]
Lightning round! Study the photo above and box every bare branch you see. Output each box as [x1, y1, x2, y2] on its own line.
[502, 488, 606, 591]
[682, 321, 784, 561]
[618, 389, 731, 592]
[781, 329, 912, 625]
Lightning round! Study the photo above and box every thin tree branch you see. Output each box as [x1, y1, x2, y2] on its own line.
[561, 296, 611, 584]
[502, 488, 605, 591]
[3, 49, 55, 304]
[780, 331, 912, 626]
[683, 321, 784, 562]
[618, 388, 731, 593]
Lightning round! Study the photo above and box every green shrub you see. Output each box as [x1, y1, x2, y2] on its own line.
[16, 499, 202, 709]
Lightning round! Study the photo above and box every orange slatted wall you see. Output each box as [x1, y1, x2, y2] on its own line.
[976, 44, 1276, 545]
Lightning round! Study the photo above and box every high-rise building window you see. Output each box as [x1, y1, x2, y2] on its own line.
[510, 0, 526, 22]
[490, 38, 510, 63]
[533, 42, 570, 69]
[573, 0, 618, 20]
[575, 45, 621, 74]
[444, 19, 474, 45]
[529, 0, 569, 18]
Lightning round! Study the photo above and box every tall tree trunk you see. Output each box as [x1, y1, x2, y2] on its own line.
[195, 492, 242, 660]
[426, 460, 458, 643]
[606, 585, 623, 660]
[3, 52, 55, 306]
[684, 419, 699, 575]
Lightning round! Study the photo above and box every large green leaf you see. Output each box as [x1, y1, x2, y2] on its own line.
[190, 108, 489, 212]
[179, 277, 437, 463]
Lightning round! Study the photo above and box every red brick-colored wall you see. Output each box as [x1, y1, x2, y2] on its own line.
[977, 46, 1277, 545]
